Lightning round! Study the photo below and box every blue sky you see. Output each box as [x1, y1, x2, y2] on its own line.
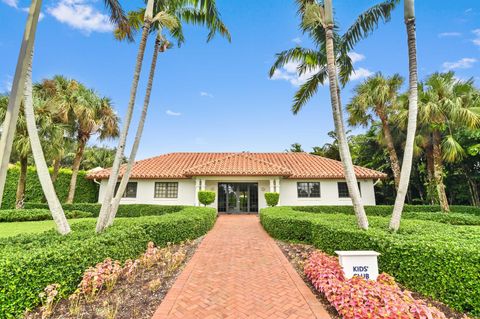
[1, 0, 479, 160]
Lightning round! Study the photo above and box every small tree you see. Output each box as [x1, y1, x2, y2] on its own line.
[265, 192, 280, 207]
[198, 191, 215, 207]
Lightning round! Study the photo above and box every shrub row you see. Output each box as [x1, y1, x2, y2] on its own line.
[291, 204, 480, 218]
[3, 166, 98, 208]
[260, 207, 480, 316]
[0, 209, 92, 223]
[0, 207, 216, 318]
[23, 203, 186, 218]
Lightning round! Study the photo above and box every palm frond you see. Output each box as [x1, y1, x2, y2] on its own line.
[292, 68, 327, 114]
[442, 135, 465, 162]
[342, 0, 399, 52]
[269, 47, 318, 77]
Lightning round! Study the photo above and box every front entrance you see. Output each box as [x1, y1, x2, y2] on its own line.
[218, 183, 258, 213]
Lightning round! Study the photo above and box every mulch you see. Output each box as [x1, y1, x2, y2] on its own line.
[24, 237, 203, 319]
[275, 240, 470, 319]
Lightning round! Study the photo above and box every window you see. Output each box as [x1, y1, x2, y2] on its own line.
[154, 182, 178, 198]
[115, 182, 137, 198]
[297, 182, 321, 198]
[337, 182, 361, 198]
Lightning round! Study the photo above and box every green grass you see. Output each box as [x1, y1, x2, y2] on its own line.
[0, 218, 97, 238]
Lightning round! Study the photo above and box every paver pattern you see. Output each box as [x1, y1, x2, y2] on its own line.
[152, 215, 331, 319]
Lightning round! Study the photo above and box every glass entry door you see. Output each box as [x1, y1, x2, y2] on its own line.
[218, 183, 258, 213]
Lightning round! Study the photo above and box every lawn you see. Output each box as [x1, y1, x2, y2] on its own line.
[0, 218, 96, 238]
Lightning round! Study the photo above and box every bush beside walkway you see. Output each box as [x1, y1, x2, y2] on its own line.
[0, 207, 216, 318]
[260, 207, 480, 316]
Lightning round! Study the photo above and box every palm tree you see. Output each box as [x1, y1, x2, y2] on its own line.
[347, 73, 403, 190]
[98, 0, 231, 231]
[0, 0, 42, 208]
[389, 0, 419, 231]
[24, 52, 71, 234]
[0, 0, 127, 209]
[416, 73, 479, 212]
[270, 0, 398, 229]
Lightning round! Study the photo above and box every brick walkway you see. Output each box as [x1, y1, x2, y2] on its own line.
[152, 215, 331, 319]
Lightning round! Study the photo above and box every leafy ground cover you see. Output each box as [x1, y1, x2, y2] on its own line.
[25, 239, 202, 319]
[260, 207, 480, 316]
[277, 241, 468, 319]
[0, 207, 216, 318]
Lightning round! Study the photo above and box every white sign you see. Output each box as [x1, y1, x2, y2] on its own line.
[335, 250, 380, 281]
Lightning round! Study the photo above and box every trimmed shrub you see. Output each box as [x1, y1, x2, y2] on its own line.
[0, 206, 216, 318]
[291, 204, 480, 216]
[264, 192, 280, 207]
[3, 166, 98, 208]
[23, 203, 185, 218]
[260, 207, 480, 316]
[198, 191, 215, 206]
[0, 209, 92, 222]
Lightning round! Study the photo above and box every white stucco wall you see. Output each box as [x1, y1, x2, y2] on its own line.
[97, 177, 377, 208]
[278, 179, 376, 206]
[97, 179, 196, 205]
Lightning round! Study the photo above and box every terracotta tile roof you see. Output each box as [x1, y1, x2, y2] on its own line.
[86, 152, 387, 180]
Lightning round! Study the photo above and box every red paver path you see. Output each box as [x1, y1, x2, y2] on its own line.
[152, 215, 331, 319]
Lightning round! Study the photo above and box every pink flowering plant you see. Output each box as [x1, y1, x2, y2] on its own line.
[78, 258, 122, 301]
[304, 251, 447, 319]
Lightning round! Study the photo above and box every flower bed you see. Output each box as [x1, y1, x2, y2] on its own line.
[0, 207, 216, 318]
[25, 240, 200, 319]
[304, 251, 447, 319]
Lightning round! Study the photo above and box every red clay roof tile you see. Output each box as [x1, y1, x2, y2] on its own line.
[86, 152, 387, 180]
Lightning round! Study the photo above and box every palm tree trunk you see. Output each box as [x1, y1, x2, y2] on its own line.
[66, 138, 87, 204]
[15, 156, 28, 209]
[96, 20, 152, 233]
[106, 35, 162, 227]
[0, 0, 42, 208]
[377, 108, 401, 190]
[324, 0, 368, 230]
[23, 50, 70, 234]
[425, 141, 436, 204]
[467, 178, 480, 207]
[432, 130, 449, 212]
[390, 0, 418, 231]
[51, 157, 61, 183]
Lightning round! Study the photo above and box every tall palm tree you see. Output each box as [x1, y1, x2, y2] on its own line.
[416, 73, 479, 212]
[24, 52, 71, 234]
[0, 0, 127, 209]
[270, 0, 399, 229]
[390, 0, 419, 231]
[97, 0, 231, 231]
[347, 73, 403, 190]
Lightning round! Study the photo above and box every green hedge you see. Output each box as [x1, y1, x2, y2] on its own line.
[0, 209, 92, 222]
[292, 204, 480, 217]
[260, 207, 480, 316]
[23, 203, 186, 217]
[0, 207, 216, 318]
[3, 166, 98, 209]
[264, 192, 280, 207]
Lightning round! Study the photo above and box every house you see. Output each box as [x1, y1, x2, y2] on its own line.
[87, 152, 387, 213]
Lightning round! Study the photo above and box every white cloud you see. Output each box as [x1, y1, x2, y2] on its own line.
[442, 57, 477, 70]
[348, 52, 365, 64]
[47, 0, 113, 34]
[166, 110, 181, 116]
[270, 51, 371, 87]
[2, 0, 17, 8]
[270, 60, 321, 86]
[472, 29, 480, 46]
[2, 0, 45, 20]
[200, 91, 214, 98]
[438, 32, 461, 38]
[2, 75, 12, 93]
[349, 67, 373, 80]
[292, 37, 302, 45]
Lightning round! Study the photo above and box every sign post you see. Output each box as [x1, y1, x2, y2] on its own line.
[335, 251, 380, 281]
